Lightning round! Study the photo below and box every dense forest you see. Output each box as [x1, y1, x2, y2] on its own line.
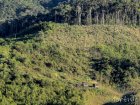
[52, 0, 140, 25]
[0, 0, 140, 36]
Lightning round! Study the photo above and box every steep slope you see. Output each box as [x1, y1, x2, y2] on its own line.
[0, 22, 140, 105]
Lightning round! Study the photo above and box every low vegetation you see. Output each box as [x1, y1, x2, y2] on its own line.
[0, 22, 140, 105]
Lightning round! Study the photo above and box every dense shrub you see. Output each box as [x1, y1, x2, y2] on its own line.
[92, 57, 139, 87]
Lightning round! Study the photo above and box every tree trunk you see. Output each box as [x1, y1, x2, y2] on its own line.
[115, 10, 120, 24]
[76, 5, 82, 25]
[86, 7, 92, 25]
[54, 10, 57, 22]
[102, 10, 105, 25]
[95, 12, 99, 24]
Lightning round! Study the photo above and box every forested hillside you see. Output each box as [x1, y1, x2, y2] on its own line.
[0, 0, 66, 21]
[0, 0, 140, 37]
[0, 0, 140, 105]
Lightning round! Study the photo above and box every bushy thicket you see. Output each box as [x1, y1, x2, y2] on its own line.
[0, 22, 140, 104]
[0, 39, 85, 105]
[92, 57, 139, 87]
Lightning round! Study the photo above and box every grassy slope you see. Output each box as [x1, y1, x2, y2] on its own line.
[0, 23, 140, 105]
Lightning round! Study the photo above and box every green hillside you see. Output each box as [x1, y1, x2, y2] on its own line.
[0, 0, 140, 105]
[0, 22, 140, 105]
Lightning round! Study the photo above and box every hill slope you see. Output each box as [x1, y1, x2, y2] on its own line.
[0, 23, 140, 105]
[0, 0, 67, 21]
